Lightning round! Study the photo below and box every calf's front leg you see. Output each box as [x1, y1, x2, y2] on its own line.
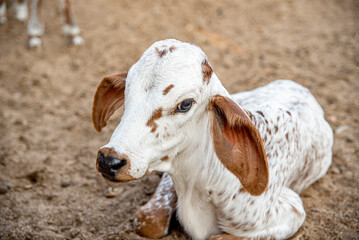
[133, 173, 177, 239]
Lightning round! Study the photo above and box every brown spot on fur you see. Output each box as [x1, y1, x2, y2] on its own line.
[208, 190, 213, 195]
[291, 204, 303, 217]
[266, 209, 271, 218]
[156, 133, 159, 138]
[218, 191, 225, 196]
[286, 110, 292, 116]
[161, 156, 169, 161]
[163, 84, 174, 95]
[169, 46, 176, 52]
[285, 133, 289, 140]
[267, 128, 272, 135]
[146, 108, 163, 132]
[274, 125, 278, 133]
[238, 188, 247, 194]
[256, 111, 265, 117]
[232, 194, 237, 200]
[202, 59, 213, 84]
[155, 47, 167, 57]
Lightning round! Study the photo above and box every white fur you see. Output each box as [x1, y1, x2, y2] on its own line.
[102, 39, 333, 239]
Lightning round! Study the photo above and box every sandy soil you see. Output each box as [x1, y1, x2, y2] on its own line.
[0, 0, 358, 239]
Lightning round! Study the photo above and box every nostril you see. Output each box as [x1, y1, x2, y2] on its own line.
[110, 158, 127, 171]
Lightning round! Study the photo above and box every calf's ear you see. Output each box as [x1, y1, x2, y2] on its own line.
[92, 73, 127, 132]
[209, 95, 269, 196]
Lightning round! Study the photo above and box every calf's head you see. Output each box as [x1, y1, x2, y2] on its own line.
[92, 39, 268, 195]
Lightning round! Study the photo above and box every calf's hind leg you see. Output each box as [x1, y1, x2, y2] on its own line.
[134, 173, 177, 239]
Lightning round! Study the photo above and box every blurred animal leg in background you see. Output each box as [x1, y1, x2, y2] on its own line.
[1, 0, 28, 24]
[14, 0, 28, 21]
[62, 0, 83, 45]
[0, 0, 7, 24]
[27, 0, 44, 47]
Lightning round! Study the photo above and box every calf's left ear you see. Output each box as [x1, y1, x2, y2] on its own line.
[92, 73, 127, 132]
[209, 95, 269, 196]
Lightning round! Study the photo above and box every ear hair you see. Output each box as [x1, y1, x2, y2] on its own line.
[92, 73, 127, 132]
[209, 95, 269, 196]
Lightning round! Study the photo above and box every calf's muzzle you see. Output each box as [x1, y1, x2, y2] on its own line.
[96, 148, 133, 182]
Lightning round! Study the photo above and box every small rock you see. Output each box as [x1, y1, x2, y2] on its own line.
[339, 166, 346, 173]
[327, 115, 337, 124]
[6, 182, 12, 189]
[61, 181, 71, 188]
[302, 192, 312, 198]
[335, 125, 348, 134]
[0, 185, 8, 194]
[24, 184, 33, 189]
[330, 167, 340, 174]
[69, 228, 80, 238]
[14, 118, 28, 126]
[345, 135, 354, 143]
[104, 187, 124, 198]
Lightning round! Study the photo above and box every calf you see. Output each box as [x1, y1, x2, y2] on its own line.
[92, 39, 333, 240]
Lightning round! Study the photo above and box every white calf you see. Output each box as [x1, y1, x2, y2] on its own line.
[92, 39, 333, 240]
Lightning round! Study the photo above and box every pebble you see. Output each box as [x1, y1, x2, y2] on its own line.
[61, 181, 71, 188]
[0, 185, 8, 194]
[335, 125, 348, 134]
[104, 187, 124, 198]
[330, 167, 340, 174]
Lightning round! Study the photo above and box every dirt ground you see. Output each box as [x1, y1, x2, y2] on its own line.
[0, 0, 358, 239]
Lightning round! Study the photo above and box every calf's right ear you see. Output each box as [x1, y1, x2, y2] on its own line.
[92, 73, 127, 132]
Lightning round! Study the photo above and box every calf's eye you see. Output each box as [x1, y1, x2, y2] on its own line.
[175, 98, 195, 113]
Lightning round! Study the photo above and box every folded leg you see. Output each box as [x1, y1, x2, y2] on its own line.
[133, 173, 177, 239]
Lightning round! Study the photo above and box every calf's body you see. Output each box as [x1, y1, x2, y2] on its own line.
[92, 39, 333, 240]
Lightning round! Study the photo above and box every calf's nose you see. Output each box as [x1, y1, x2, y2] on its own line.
[97, 148, 128, 178]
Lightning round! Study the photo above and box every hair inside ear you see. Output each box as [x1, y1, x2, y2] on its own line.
[92, 73, 127, 132]
[210, 95, 269, 196]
